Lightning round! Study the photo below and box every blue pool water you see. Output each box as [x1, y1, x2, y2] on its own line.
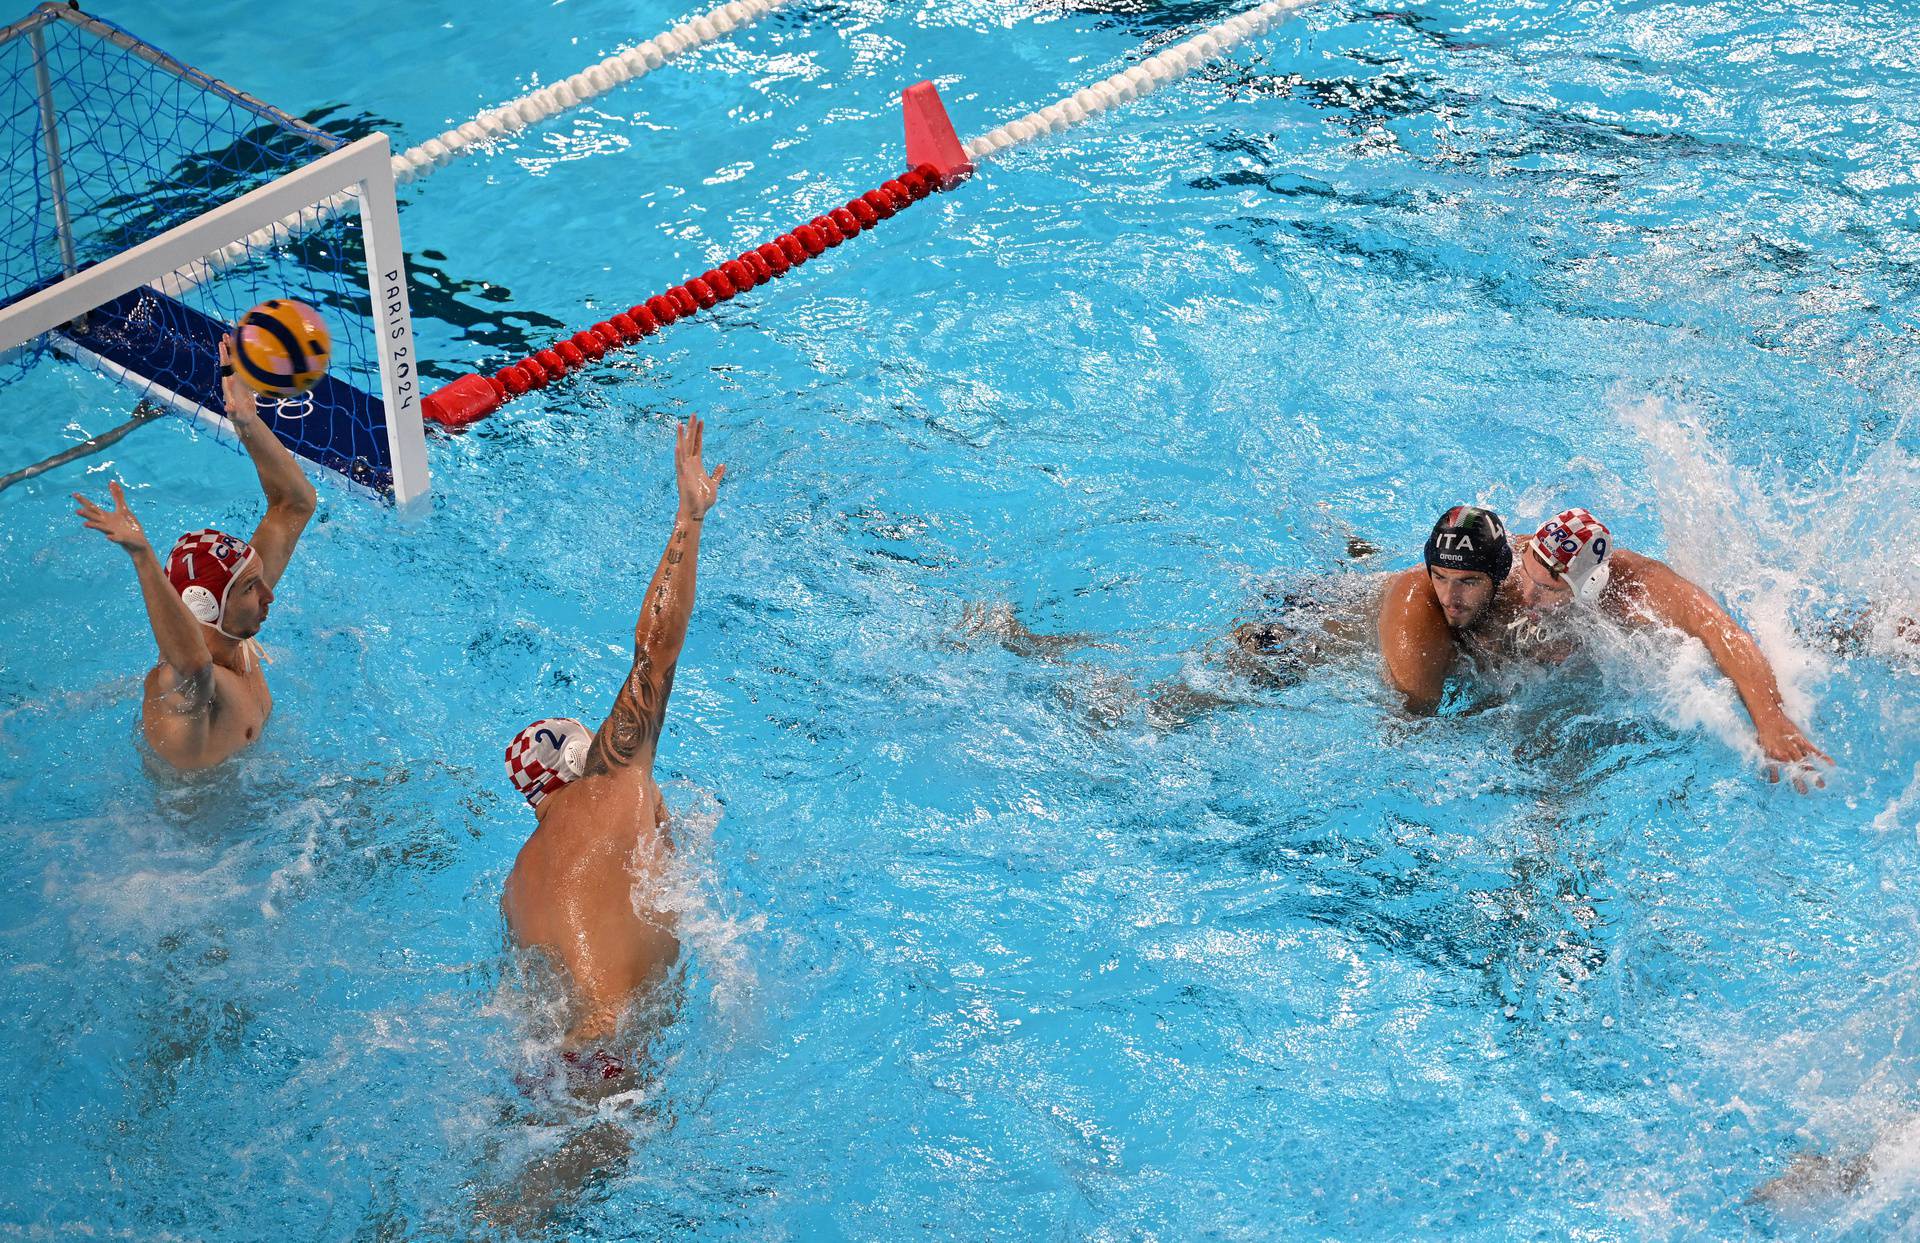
[2, 0, 1918, 1236]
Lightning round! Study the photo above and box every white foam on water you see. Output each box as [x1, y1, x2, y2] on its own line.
[1616, 391, 1828, 726]
[1872, 762, 1920, 840]
[645, 781, 765, 1028]
[259, 797, 330, 918]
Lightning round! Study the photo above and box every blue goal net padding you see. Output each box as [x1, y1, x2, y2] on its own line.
[56, 285, 391, 492]
[0, 4, 406, 497]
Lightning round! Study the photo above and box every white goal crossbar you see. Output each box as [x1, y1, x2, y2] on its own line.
[0, 133, 429, 505]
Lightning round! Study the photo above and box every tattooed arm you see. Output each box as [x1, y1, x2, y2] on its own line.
[584, 416, 726, 777]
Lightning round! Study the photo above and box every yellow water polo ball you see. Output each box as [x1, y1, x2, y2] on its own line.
[235, 299, 331, 397]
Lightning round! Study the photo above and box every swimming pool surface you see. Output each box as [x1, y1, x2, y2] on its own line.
[2, 0, 1918, 1237]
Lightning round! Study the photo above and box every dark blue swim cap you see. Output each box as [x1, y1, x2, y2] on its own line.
[1424, 505, 1513, 582]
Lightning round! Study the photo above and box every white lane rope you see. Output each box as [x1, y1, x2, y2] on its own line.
[963, 0, 1315, 163]
[389, 0, 800, 185]
[178, 0, 798, 287]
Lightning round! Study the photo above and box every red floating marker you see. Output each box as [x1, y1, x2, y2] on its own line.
[423, 85, 975, 429]
[423, 372, 506, 427]
[903, 81, 971, 189]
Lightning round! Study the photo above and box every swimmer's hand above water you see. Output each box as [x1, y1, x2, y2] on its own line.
[73, 479, 150, 556]
[675, 414, 725, 522]
[1755, 709, 1832, 794]
[1611, 552, 1830, 793]
[217, 335, 257, 426]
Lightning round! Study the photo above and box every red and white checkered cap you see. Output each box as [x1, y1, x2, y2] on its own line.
[164, 528, 259, 630]
[505, 717, 592, 809]
[1530, 508, 1613, 597]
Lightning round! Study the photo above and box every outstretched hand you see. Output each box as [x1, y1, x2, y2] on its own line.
[1756, 714, 1832, 794]
[73, 480, 151, 556]
[218, 335, 258, 425]
[675, 415, 725, 520]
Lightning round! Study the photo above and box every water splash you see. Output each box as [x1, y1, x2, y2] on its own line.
[648, 781, 765, 1026]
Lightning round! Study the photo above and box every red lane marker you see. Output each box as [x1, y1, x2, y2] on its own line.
[423, 81, 972, 430]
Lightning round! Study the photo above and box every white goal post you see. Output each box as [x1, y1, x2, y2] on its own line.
[0, 132, 430, 506]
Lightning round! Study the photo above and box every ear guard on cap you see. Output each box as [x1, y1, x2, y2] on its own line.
[180, 585, 220, 623]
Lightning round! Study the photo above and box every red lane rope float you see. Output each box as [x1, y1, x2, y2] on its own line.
[424, 163, 951, 428]
[424, 98, 973, 433]
[425, 82, 971, 429]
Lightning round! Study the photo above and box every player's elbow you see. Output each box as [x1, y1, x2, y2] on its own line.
[281, 481, 319, 520]
[1385, 668, 1443, 716]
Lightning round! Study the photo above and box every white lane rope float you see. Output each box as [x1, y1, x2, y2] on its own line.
[419, 0, 1324, 428]
[173, 0, 801, 290]
[963, 0, 1316, 163]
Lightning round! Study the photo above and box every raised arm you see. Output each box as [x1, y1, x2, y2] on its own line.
[220, 336, 316, 587]
[74, 482, 215, 715]
[1610, 549, 1830, 788]
[583, 416, 726, 778]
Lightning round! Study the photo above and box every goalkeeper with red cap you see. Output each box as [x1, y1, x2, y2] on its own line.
[72, 336, 317, 771]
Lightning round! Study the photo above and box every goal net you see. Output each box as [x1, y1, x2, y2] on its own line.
[0, 3, 427, 503]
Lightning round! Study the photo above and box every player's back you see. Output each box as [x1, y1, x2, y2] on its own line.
[502, 772, 678, 1045]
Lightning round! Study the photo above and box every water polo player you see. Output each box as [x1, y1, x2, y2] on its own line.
[72, 336, 318, 771]
[1327, 502, 1828, 788]
[1507, 507, 1830, 789]
[1370, 503, 1517, 714]
[501, 415, 725, 1070]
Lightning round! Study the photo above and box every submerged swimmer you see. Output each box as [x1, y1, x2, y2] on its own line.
[501, 416, 725, 1076]
[71, 337, 317, 771]
[1357, 503, 1829, 788]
